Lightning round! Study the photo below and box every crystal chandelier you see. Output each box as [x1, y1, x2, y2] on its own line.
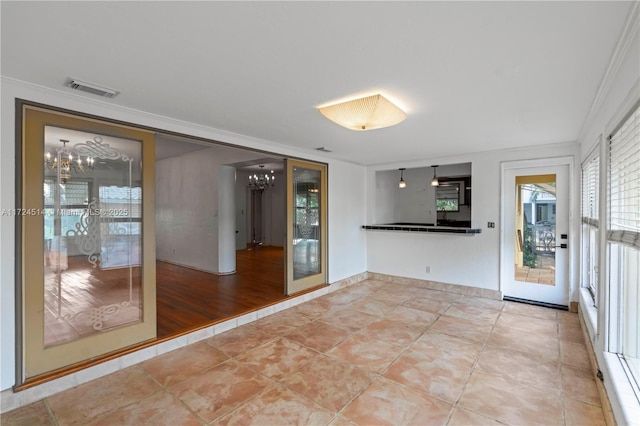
[45, 139, 94, 183]
[248, 165, 275, 191]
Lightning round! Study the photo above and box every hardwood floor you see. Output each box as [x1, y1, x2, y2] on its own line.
[157, 246, 286, 338]
[43, 247, 285, 344]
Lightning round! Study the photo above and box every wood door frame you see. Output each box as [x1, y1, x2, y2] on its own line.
[286, 159, 328, 295]
[17, 102, 156, 384]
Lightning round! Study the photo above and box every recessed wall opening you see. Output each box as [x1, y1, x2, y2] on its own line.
[154, 133, 288, 338]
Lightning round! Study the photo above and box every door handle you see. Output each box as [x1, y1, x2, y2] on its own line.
[555, 243, 568, 249]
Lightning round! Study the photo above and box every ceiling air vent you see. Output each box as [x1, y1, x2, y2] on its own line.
[315, 147, 333, 153]
[65, 78, 120, 98]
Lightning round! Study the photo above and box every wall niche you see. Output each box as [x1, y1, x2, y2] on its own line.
[374, 162, 472, 228]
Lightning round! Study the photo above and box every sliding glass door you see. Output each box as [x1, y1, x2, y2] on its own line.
[21, 105, 156, 380]
[286, 159, 328, 294]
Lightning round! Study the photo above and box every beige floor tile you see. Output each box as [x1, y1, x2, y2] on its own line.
[428, 315, 493, 343]
[383, 305, 440, 328]
[560, 340, 591, 369]
[358, 318, 424, 347]
[206, 324, 276, 357]
[213, 384, 336, 426]
[496, 311, 558, 338]
[369, 289, 413, 305]
[348, 297, 396, 316]
[487, 324, 560, 361]
[410, 332, 483, 365]
[318, 308, 378, 332]
[476, 345, 561, 392]
[288, 298, 332, 320]
[403, 296, 455, 315]
[458, 370, 563, 425]
[342, 377, 452, 426]
[252, 309, 312, 334]
[47, 366, 161, 425]
[280, 355, 374, 412]
[383, 348, 473, 402]
[91, 390, 201, 425]
[503, 302, 559, 321]
[321, 290, 366, 306]
[0, 400, 55, 426]
[448, 407, 502, 425]
[235, 336, 318, 379]
[564, 397, 607, 426]
[559, 322, 586, 344]
[168, 360, 271, 423]
[326, 333, 402, 374]
[444, 303, 500, 325]
[141, 341, 228, 387]
[454, 296, 505, 311]
[561, 363, 601, 406]
[285, 321, 351, 352]
[328, 415, 358, 426]
[2, 291, 607, 426]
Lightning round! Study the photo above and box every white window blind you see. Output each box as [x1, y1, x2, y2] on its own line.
[609, 103, 640, 249]
[582, 154, 599, 227]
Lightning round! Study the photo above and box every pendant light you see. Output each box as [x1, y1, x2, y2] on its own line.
[430, 165, 439, 187]
[398, 168, 407, 189]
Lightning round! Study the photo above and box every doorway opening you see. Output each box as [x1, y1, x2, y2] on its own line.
[154, 134, 287, 339]
[500, 159, 572, 307]
[514, 174, 557, 286]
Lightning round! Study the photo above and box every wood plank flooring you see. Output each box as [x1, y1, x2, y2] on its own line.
[157, 246, 286, 338]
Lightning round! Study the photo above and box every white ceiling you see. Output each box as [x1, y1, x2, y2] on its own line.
[1, 1, 633, 165]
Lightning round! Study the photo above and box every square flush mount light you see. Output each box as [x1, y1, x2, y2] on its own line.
[317, 94, 406, 131]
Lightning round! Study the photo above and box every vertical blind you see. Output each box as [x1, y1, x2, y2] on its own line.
[609, 102, 640, 248]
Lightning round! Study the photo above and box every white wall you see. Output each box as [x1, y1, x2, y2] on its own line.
[0, 77, 368, 391]
[156, 149, 219, 273]
[366, 143, 580, 292]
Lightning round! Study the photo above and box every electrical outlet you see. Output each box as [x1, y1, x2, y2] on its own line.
[488, 222, 495, 228]
[425, 266, 431, 273]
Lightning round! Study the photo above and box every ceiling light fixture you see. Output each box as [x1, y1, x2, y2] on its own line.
[248, 165, 275, 192]
[45, 139, 94, 183]
[431, 165, 440, 187]
[317, 94, 406, 131]
[398, 168, 407, 189]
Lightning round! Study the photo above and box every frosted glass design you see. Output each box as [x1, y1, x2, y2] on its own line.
[43, 126, 143, 346]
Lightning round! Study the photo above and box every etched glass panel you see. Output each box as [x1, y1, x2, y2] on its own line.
[43, 126, 142, 346]
[292, 167, 321, 280]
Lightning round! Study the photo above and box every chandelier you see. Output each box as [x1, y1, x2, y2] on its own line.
[45, 139, 94, 183]
[248, 165, 275, 191]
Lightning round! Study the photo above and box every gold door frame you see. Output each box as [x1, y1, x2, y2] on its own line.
[19, 105, 156, 381]
[286, 159, 328, 294]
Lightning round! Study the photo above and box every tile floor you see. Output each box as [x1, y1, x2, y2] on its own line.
[1, 279, 607, 425]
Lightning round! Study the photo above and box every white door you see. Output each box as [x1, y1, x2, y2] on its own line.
[501, 161, 571, 306]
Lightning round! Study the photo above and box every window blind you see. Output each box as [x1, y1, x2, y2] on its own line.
[609, 103, 640, 249]
[582, 154, 599, 227]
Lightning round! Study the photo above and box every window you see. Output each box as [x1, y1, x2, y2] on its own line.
[436, 183, 460, 212]
[582, 148, 599, 302]
[608, 102, 640, 392]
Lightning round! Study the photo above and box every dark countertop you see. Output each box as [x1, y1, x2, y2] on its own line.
[362, 223, 481, 234]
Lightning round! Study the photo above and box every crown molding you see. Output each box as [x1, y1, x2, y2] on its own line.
[577, 1, 640, 143]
